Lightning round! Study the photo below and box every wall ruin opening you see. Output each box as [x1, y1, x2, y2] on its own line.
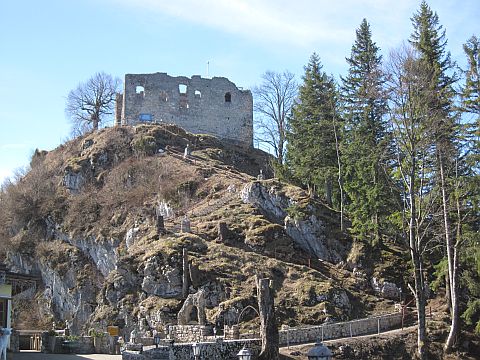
[225, 92, 231, 102]
[136, 86, 145, 96]
[179, 84, 187, 94]
[194, 90, 201, 98]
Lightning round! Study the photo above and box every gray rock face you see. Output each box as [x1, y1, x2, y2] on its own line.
[371, 277, 402, 300]
[241, 182, 290, 222]
[141, 257, 182, 298]
[60, 233, 120, 277]
[284, 215, 339, 262]
[63, 170, 85, 193]
[241, 181, 345, 262]
[44, 220, 120, 277]
[125, 227, 140, 250]
[7, 251, 97, 335]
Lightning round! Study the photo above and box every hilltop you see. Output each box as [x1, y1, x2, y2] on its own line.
[1, 123, 472, 358]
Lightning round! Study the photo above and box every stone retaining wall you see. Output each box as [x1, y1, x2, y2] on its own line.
[122, 339, 261, 360]
[279, 313, 403, 345]
[167, 325, 212, 342]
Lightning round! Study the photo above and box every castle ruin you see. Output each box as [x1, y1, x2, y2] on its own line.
[115, 73, 253, 146]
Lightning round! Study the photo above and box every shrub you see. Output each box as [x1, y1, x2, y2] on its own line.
[132, 135, 157, 157]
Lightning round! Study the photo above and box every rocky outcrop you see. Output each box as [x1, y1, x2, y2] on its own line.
[177, 290, 206, 325]
[7, 247, 99, 334]
[241, 181, 291, 222]
[141, 257, 182, 298]
[63, 169, 85, 194]
[284, 215, 338, 262]
[242, 181, 347, 262]
[126, 226, 140, 250]
[45, 218, 120, 277]
[371, 277, 402, 300]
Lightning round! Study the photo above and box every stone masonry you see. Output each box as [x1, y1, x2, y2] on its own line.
[116, 73, 253, 147]
[278, 313, 403, 346]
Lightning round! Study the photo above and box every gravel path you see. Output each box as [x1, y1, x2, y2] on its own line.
[9, 352, 122, 360]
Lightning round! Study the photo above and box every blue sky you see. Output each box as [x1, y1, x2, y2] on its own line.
[0, 0, 478, 184]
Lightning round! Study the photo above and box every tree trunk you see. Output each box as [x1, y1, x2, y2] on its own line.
[91, 114, 99, 130]
[277, 134, 284, 165]
[409, 160, 427, 360]
[445, 273, 451, 312]
[325, 178, 333, 206]
[256, 276, 279, 360]
[444, 157, 460, 352]
[412, 259, 427, 360]
[332, 110, 344, 231]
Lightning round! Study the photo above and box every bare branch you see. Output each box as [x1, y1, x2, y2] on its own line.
[253, 71, 297, 164]
[65, 72, 121, 136]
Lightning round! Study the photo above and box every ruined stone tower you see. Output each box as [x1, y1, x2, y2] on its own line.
[115, 73, 253, 147]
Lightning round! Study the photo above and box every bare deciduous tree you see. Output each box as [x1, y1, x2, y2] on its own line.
[65, 72, 121, 135]
[386, 44, 436, 359]
[253, 71, 297, 165]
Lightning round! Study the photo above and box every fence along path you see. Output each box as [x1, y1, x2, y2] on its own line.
[277, 312, 407, 347]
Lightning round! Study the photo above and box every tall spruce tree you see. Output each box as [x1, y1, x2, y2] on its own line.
[462, 35, 480, 117]
[341, 19, 392, 245]
[410, 1, 460, 352]
[461, 34, 480, 339]
[462, 35, 480, 157]
[286, 53, 338, 206]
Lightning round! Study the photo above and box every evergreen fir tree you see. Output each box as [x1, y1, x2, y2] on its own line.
[462, 35, 480, 116]
[461, 34, 480, 338]
[462, 35, 480, 161]
[286, 53, 339, 206]
[340, 19, 392, 245]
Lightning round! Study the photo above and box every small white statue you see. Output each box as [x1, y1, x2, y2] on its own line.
[0, 328, 12, 360]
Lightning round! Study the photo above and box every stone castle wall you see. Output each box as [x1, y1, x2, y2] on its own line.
[117, 73, 253, 147]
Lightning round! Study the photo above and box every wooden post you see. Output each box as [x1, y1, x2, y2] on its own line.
[182, 247, 189, 298]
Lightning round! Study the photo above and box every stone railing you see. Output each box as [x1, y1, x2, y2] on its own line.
[279, 312, 404, 346]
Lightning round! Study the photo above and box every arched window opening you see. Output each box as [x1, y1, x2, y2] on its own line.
[225, 92, 231, 102]
[195, 90, 201, 98]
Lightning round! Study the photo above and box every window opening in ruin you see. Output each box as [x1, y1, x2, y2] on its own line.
[139, 113, 153, 122]
[225, 92, 231, 102]
[136, 85, 145, 95]
[195, 90, 201, 98]
[179, 84, 187, 95]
